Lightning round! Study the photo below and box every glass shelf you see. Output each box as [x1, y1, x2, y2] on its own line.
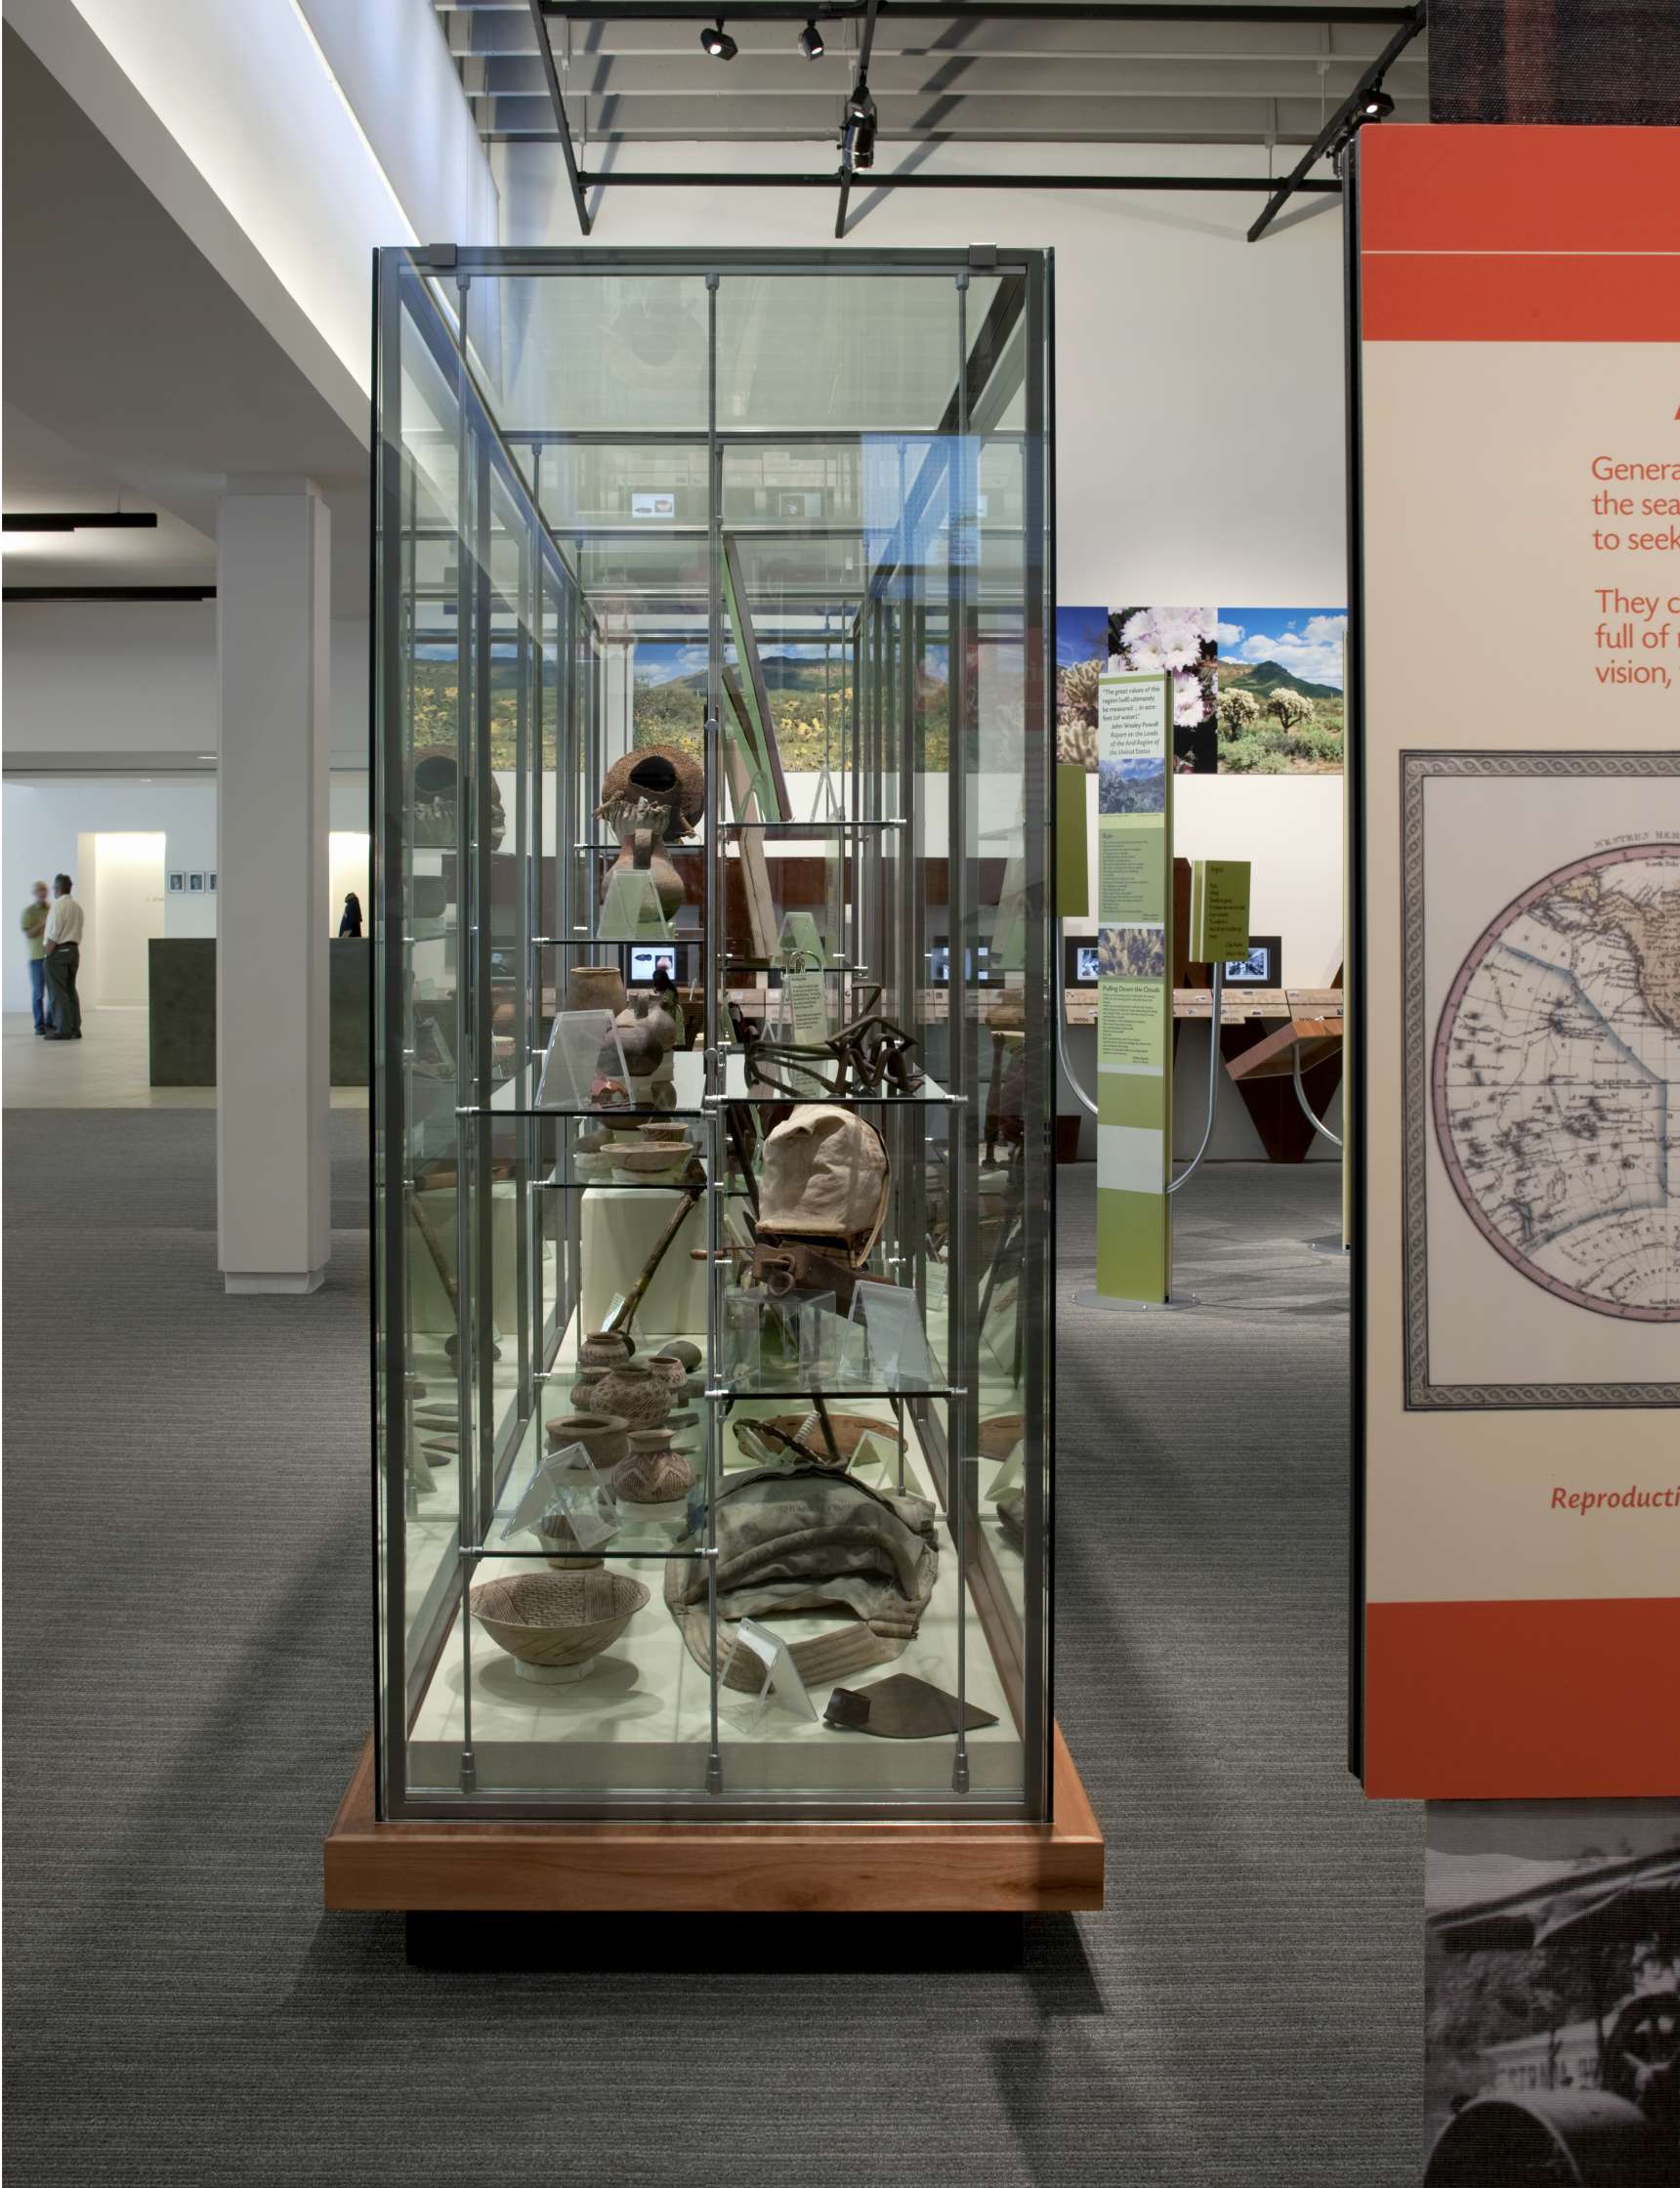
[718, 817, 904, 835]
[706, 1382, 953, 1403]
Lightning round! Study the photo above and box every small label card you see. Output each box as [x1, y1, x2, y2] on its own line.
[727, 1617, 818, 1723]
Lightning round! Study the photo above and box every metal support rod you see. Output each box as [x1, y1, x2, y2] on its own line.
[526, 0, 594, 236]
[1292, 1045, 1343, 1147]
[702, 268, 724, 1801]
[1246, 0, 1425, 241]
[577, 171, 1343, 195]
[948, 267, 972, 1800]
[1167, 959, 1224, 1195]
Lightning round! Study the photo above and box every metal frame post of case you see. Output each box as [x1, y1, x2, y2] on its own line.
[329, 246, 1100, 1913]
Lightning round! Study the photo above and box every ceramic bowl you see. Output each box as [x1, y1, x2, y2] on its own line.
[612, 1147, 689, 1181]
[640, 1122, 691, 1148]
[470, 1568, 649, 1680]
[978, 1412, 1025, 1461]
[611, 1432, 695, 1505]
[543, 1410, 630, 1472]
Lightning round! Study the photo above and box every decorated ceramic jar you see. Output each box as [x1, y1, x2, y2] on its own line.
[611, 1428, 695, 1506]
[585, 1360, 673, 1431]
[578, 1328, 635, 1370]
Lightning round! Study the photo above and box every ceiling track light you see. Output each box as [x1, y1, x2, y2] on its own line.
[839, 77, 877, 170]
[1360, 86, 1396, 120]
[699, 17, 736, 59]
[798, 19, 824, 59]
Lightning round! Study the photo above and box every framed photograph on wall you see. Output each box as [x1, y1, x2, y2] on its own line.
[167, 871, 186, 894]
[188, 872, 206, 894]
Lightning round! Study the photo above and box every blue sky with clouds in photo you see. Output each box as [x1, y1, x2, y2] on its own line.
[1216, 610, 1346, 690]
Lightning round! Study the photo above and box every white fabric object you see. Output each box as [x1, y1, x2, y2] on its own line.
[759, 1105, 889, 1260]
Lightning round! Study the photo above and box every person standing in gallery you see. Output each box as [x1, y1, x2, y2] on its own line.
[41, 871, 85, 1040]
[338, 891, 363, 938]
[20, 878, 51, 1034]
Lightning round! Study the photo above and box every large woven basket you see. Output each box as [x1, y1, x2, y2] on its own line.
[470, 1568, 649, 1669]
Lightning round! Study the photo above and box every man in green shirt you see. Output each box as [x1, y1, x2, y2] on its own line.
[21, 879, 49, 1034]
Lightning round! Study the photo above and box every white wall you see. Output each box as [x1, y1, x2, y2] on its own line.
[7, 0, 492, 431]
[1, 603, 373, 768]
[497, 141, 1349, 1153]
[1, 773, 371, 1012]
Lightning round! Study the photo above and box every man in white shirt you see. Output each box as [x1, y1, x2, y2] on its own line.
[42, 872, 84, 1040]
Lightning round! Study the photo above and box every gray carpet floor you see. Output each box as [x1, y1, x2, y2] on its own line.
[3, 1115, 1421, 2185]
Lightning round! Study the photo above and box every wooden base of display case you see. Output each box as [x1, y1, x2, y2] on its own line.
[323, 1725, 1103, 1914]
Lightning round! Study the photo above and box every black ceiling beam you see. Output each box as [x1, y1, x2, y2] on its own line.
[1246, 0, 1423, 238]
[542, 3, 1414, 20]
[4, 585, 215, 602]
[3, 511, 159, 531]
[526, 0, 593, 232]
[576, 168, 1343, 189]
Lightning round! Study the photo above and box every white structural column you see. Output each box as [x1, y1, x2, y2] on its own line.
[216, 480, 332, 1294]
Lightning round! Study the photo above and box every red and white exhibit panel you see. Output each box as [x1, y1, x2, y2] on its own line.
[1351, 124, 1680, 1799]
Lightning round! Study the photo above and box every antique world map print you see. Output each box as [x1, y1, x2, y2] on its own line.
[1402, 752, 1680, 1409]
[1431, 843, 1680, 1324]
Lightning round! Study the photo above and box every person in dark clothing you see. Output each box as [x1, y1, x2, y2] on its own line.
[338, 892, 363, 939]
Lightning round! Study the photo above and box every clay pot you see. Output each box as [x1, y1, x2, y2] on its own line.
[604, 825, 685, 923]
[640, 1122, 690, 1148]
[613, 1011, 673, 1102]
[599, 744, 705, 838]
[408, 743, 506, 852]
[568, 1368, 607, 1410]
[626, 991, 681, 1054]
[530, 1516, 609, 1571]
[653, 1339, 702, 1372]
[567, 963, 627, 1017]
[543, 1410, 631, 1473]
[578, 1328, 635, 1370]
[586, 1360, 673, 1430]
[612, 1428, 695, 1506]
[645, 1354, 688, 1407]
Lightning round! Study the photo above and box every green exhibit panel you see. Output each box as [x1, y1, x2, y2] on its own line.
[1093, 671, 1172, 1306]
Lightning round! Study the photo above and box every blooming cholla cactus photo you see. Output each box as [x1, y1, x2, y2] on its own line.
[1109, 605, 1219, 772]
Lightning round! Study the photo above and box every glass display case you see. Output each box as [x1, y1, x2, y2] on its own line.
[372, 247, 1054, 1824]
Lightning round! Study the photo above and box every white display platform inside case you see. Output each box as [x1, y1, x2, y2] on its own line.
[406, 1329, 1020, 1799]
[578, 1187, 707, 1336]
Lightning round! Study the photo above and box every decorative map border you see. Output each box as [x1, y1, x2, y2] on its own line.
[1400, 749, 1680, 1411]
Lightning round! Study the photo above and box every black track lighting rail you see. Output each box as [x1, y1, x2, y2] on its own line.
[525, 0, 593, 231]
[835, 0, 882, 235]
[1245, 0, 1423, 239]
[539, 2, 1415, 20]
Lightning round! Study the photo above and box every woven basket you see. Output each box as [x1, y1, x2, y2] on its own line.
[470, 1568, 649, 1669]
